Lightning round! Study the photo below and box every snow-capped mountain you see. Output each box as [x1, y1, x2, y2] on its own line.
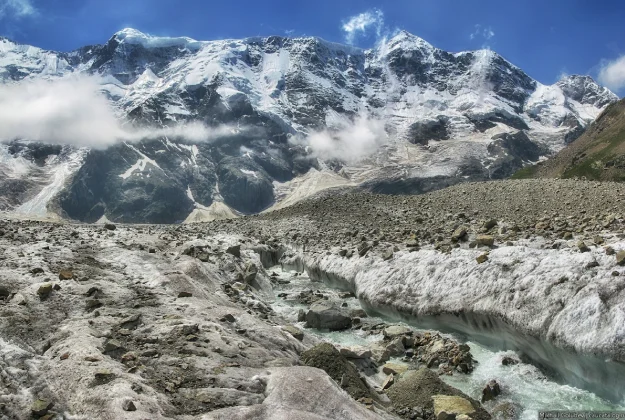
[0, 29, 618, 223]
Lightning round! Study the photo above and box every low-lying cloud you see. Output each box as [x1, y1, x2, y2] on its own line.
[290, 117, 388, 163]
[0, 75, 237, 149]
[341, 8, 385, 45]
[598, 55, 625, 93]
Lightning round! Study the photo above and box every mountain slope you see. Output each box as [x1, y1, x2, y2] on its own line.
[515, 98, 625, 181]
[0, 29, 618, 222]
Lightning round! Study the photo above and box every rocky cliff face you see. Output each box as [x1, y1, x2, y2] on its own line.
[0, 30, 618, 222]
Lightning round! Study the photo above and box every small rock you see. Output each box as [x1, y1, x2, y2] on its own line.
[282, 325, 304, 341]
[104, 223, 117, 231]
[432, 395, 475, 420]
[178, 291, 193, 298]
[221, 314, 236, 323]
[501, 356, 519, 366]
[382, 374, 395, 390]
[476, 235, 494, 247]
[383, 362, 408, 375]
[452, 227, 468, 242]
[58, 269, 74, 280]
[37, 283, 53, 298]
[481, 379, 501, 402]
[476, 253, 488, 264]
[617, 251, 625, 266]
[31, 399, 54, 417]
[578, 241, 590, 253]
[586, 260, 600, 269]
[59, 352, 70, 360]
[383, 325, 412, 339]
[122, 399, 137, 411]
[93, 369, 115, 384]
[30, 267, 44, 275]
[226, 244, 241, 258]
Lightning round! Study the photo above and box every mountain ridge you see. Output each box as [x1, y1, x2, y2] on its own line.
[0, 28, 618, 223]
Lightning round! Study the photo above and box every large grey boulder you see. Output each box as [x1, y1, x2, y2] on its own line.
[205, 366, 385, 420]
[305, 302, 352, 331]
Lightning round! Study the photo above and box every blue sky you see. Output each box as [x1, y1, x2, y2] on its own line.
[2, 0, 625, 93]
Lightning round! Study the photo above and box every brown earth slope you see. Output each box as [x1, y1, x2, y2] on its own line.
[514, 98, 625, 180]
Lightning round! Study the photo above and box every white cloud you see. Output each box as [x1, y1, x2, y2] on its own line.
[0, 0, 37, 19]
[470, 24, 495, 42]
[290, 116, 387, 163]
[598, 55, 625, 92]
[341, 9, 384, 45]
[0, 76, 237, 149]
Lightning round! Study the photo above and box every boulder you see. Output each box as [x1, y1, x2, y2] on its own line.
[206, 367, 382, 420]
[385, 368, 490, 420]
[452, 227, 468, 242]
[383, 325, 412, 339]
[617, 250, 625, 266]
[300, 343, 372, 400]
[37, 283, 53, 298]
[382, 362, 408, 375]
[305, 302, 352, 331]
[281, 325, 304, 341]
[31, 399, 54, 417]
[433, 395, 476, 420]
[339, 346, 372, 359]
[243, 262, 258, 283]
[476, 235, 494, 247]
[226, 244, 241, 258]
[481, 379, 501, 402]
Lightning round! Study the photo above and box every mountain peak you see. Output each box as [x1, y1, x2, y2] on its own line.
[385, 30, 435, 51]
[111, 27, 204, 50]
[556, 74, 618, 106]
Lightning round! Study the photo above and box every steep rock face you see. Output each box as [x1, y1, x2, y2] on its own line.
[0, 29, 618, 222]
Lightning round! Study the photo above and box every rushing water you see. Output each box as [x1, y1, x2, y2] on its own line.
[268, 265, 625, 418]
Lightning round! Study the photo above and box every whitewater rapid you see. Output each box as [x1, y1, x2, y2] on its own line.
[268, 265, 625, 418]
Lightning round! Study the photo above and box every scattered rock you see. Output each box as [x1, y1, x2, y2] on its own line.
[481, 379, 501, 402]
[37, 283, 53, 298]
[281, 325, 304, 341]
[383, 325, 412, 339]
[58, 269, 74, 280]
[104, 223, 117, 231]
[301, 343, 372, 400]
[385, 368, 490, 420]
[383, 362, 408, 375]
[476, 253, 489, 264]
[476, 235, 495, 247]
[433, 395, 476, 420]
[452, 227, 468, 242]
[501, 356, 520, 366]
[122, 399, 137, 411]
[339, 346, 372, 359]
[382, 374, 395, 390]
[226, 244, 241, 258]
[178, 291, 193, 298]
[31, 399, 54, 417]
[578, 241, 590, 253]
[617, 250, 625, 266]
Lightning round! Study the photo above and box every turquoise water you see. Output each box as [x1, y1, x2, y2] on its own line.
[268, 266, 625, 418]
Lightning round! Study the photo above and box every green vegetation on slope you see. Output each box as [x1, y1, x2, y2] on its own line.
[513, 98, 625, 181]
